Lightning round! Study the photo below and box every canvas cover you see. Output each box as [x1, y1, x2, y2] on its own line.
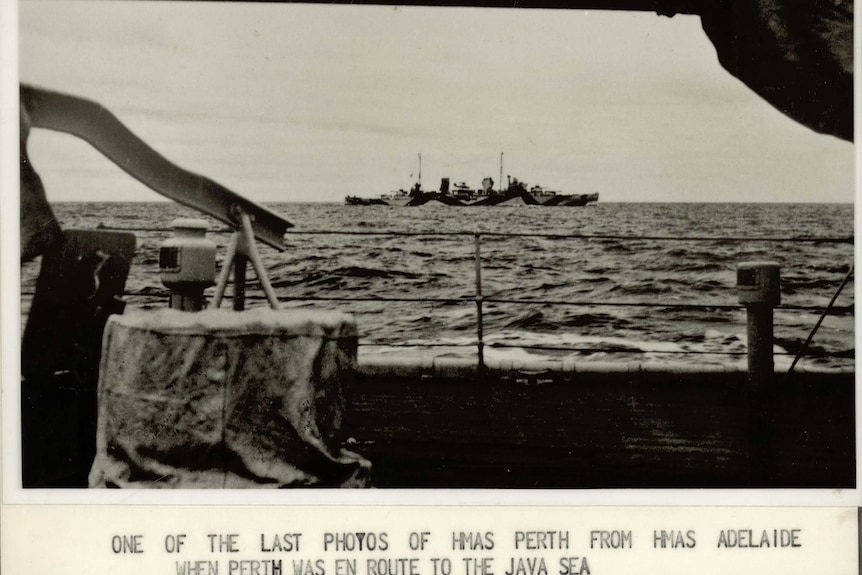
[89, 308, 371, 488]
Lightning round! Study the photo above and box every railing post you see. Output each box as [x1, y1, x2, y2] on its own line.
[474, 232, 485, 370]
[736, 260, 780, 486]
[736, 261, 780, 391]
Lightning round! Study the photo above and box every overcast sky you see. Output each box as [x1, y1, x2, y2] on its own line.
[18, 0, 856, 203]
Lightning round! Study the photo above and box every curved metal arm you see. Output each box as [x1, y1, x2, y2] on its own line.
[21, 84, 293, 250]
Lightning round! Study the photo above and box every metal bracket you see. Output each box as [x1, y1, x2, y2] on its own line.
[211, 210, 281, 310]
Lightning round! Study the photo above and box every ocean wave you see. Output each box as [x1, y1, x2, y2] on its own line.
[32, 201, 854, 368]
[781, 275, 851, 295]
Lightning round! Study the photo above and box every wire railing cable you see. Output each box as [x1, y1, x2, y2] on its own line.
[195, 293, 855, 315]
[288, 230, 853, 243]
[70, 292, 849, 315]
[92, 224, 853, 244]
[357, 341, 848, 358]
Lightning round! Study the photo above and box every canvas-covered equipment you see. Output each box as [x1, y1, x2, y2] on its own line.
[89, 308, 371, 488]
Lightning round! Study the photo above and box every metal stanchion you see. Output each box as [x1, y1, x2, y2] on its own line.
[737, 261, 780, 390]
[736, 260, 780, 486]
[474, 232, 485, 370]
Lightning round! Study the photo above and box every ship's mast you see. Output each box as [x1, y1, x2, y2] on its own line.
[418, 153, 422, 189]
[499, 152, 503, 193]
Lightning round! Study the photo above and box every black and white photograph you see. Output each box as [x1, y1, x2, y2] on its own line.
[10, 0, 856, 492]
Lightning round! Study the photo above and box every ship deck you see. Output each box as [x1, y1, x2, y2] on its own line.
[345, 359, 855, 488]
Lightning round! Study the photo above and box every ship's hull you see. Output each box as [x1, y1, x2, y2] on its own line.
[347, 190, 599, 207]
[345, 195, 389, 206]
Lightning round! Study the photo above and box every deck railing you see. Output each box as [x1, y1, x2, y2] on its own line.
[27, 225, 854, 371]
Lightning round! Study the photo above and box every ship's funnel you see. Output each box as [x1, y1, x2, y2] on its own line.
[440, 178, 450, 194]
[482, 178, 494, 193]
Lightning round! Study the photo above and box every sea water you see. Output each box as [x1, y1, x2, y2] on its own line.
[20, 201, 854, 369]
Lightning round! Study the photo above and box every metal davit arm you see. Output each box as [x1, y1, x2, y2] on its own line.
[20, 84, 293, 250]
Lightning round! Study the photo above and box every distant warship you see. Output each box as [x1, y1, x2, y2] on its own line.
[345, 154, 598, 207]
